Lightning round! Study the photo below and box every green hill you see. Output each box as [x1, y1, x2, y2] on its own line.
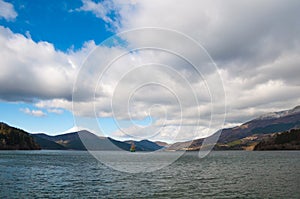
[254, 129, 300, 150]
[0, 122, 40, 150]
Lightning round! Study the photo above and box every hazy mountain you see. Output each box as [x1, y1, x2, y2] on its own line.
[0, 122, 40, 150]
[31, 134, 66, 150]
[33, 131, 118, 151]
[125, 140, 163, 151]
[155, 141, 169, 147]
[33, 131, 87, 150]
[33, 131, 162, 151]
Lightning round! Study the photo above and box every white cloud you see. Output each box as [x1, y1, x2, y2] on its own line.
[47, 108, 64, 114]
[75, 0, 120, 29]
[0, 26, 96, 101]
[20, 108, 46, 117]
[30, 0, 300, 140]
[0, 0, 17, 21]
[1, 1, 300, 141]
[105, 0, 300, 130]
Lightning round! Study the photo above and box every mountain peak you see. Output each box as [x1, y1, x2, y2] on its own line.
[257, 105, 300, 120]
[291, 105, 300, 113]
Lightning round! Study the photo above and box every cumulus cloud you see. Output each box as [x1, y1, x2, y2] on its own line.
[73, 0, 300, 140]
[1, 0, 300, 141]
[0, 0, 17, 21]
[0, 26, 96, 102]
[75, 0, 121, 30]
[20, 108, 46, 117]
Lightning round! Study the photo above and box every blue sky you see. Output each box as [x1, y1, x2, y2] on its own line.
[0, 0, 118, 135]
[1, 0, 112, 51]
[0, 0, 299, 142]
[0, 0, 152, 137]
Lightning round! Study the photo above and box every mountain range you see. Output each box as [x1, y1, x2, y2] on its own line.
[167, 105, 300, 151]
[31, 131, 164, 151]
[0, 106, 300, 151]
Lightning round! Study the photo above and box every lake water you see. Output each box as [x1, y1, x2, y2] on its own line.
[0, 150, 299, 198]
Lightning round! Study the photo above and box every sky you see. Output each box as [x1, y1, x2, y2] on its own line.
[0, 0, 300, 143]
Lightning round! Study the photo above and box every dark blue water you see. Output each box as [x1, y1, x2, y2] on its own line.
[0, 150, 299, 198]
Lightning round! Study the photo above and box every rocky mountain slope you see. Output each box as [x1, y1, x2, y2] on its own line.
[167, 106, 300, 151]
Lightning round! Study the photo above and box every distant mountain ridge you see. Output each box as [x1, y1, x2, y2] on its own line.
[0, 122, 164, 151]
[125, 140, 163, 151]
[257, 106, 300, 120]
[0, 123, 164, 151]
[218, 106, 300, 144]
[32, 131, 163, 151]
[32, 134, 66, 150]
[167, 105, 300, 151]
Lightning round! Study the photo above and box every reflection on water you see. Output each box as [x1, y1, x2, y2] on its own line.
[0, 150, 299, 198]
[90, 151, 186, 173]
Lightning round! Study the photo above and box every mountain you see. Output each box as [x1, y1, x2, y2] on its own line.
[155, 141, 169, 147]
[218, 106, 300, 144]
[257, 105, 300, 120]
[167, 106, 300, 151]
[31, 134, 67, 150]
[254, 129, 300, 150]
[166, 138, 204, 151]
[0, 122, 40, 150]
[125, 140, 163, 151]
[33, 131, 162, 151]
[33, 131, 117, 150]
[33, 131, 88, 150]
[2, 105, 299, 151]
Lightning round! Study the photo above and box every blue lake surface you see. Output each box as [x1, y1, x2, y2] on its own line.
[0, 150, 299, 198]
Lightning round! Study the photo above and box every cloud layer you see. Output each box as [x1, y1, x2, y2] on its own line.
[76, 0, 300, 140]
[1, 0, 300, 141]
[0, 26, 95, 102]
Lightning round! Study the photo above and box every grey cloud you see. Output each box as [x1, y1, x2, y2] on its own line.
[1, 0, 300, 141]
[0, 27, 96, 102]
